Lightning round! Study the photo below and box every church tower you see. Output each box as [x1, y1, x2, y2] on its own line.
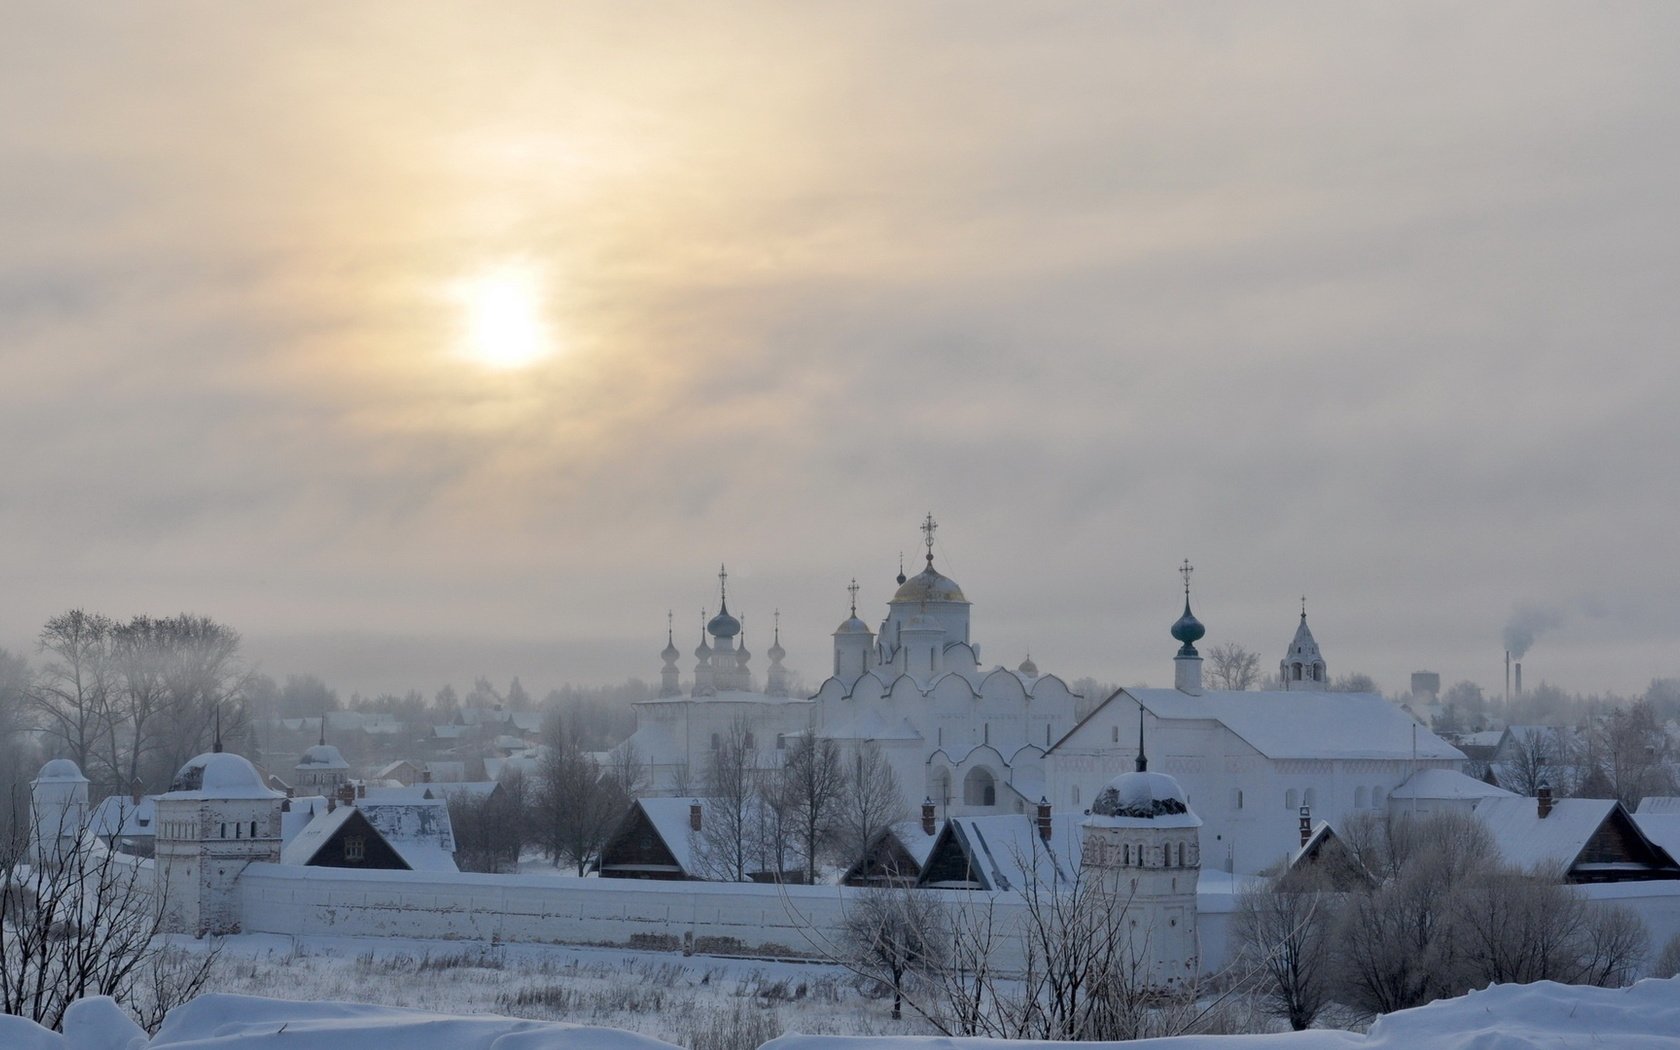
[691, 611, 715, 697]
[878, 514, 972, 676]
[765, 610, 790, 698]
[659, 612, 682, 697]
[1171, 560, 1205, 695]
[832, 579, 876, 686]
[1280, 598, 1328, 691]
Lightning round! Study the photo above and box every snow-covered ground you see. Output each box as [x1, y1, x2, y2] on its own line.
[7, 977, 1679, 1049]
[185, 932, 926, 1046]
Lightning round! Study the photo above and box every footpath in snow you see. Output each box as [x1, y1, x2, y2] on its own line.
[3, 978, 1678, 1049]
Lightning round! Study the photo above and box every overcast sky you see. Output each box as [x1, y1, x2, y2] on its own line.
[3, 3, 1677, 701]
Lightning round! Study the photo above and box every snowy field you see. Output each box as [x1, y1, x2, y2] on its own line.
[5, 977, 1678, 1050]
[183, 932, 929, 1048]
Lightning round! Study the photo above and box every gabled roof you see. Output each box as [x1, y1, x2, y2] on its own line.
[87, 795, 158, 839]
[1473, 796, 1680, 880]
[280, 805, 410, 869]
[918, 814, 1082, 891]
[1632, 810, 1680, 865]
[1055, 688, 1463, 762]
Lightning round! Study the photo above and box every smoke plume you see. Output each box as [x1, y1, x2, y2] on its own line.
[1503, 604, 1565, 659]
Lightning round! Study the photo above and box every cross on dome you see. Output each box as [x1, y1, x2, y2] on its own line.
[848, 578, 859, 615]
[718, 564, 729, 609]
[1180, 558, 1194, 597]
[921, 512, 938, 567]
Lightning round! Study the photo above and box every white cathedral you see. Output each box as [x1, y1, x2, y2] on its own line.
[623, 517, 1468, 877]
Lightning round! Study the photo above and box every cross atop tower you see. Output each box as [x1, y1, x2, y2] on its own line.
[773, 608, 781, 641]
[1300, 595, 1307, 620]
[848, 577, 859, 616]
[1180, 558, 1194, 597]
[718, 564, 729, 608]
[667, 609, 674, 642]
[921, 512, 938, 567]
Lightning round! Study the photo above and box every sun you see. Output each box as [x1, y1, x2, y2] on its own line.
[452, 263, 554, 370]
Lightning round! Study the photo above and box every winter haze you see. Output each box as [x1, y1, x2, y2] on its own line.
[2, 3, 1677, 698]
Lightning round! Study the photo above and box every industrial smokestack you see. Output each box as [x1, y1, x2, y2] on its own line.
[1515, 662, 1523, 697]
[1505, 650, 1511, 706]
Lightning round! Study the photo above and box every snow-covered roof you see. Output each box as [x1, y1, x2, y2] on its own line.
[87, 794, 157, 839]
[281, 797, 330, 846]
[296, 744, 349, 770]
[633, 797, 704, 874]
[1084, 771, 1201, 829]
[1391, 768, 1515, 801]
[635, 689, 814, 707]
[925, 814, 1083, 891]
[1097, 689, 1463, 762]
[1472, 796, 1615, 872]
[34, 758, 88, 784]
[161, 753, 285, 800]
[1632, 812, 1680, 864]
[279, 806, 366, 866]
[358, 789, 458, 871]
[886, 820, 941, 871]
[1637, 796, 1680, 814]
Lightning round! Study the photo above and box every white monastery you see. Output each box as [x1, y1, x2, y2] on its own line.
[624, 519, 1468, 876]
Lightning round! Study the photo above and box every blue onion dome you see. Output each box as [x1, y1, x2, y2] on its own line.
[707, 602, 741, 639]
[767, 635, 786, 660]
[1018, 656, 1038, 676]
[662, 637, 680, 661]
[1170, 600, 1205, 655]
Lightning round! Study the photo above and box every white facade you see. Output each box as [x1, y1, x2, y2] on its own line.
[29, 758, 90, 866]
[624, 534, 1082, 820]
[153, 751, 286, 936]
[1079, 770, 1201, 987]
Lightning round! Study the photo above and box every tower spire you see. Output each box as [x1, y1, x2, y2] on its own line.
[848, 577, 859, 616]
[668, 609, 674, 643]
[319, 711, 326, 748]
[213, 705, 223, 754]
[773, 608, 781, 643]
[1301, 594, 1307, 620]
[1136, 703, 1148, 773]
[718, 563, 729, 611]
[921, 512, 938, 568]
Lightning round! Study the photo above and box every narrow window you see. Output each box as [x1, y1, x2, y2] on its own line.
[1285, 788, 1298, 811]
[1112, 725, 1119, 743]
[220, 823, 227, 839]
[1177, 842, 1185, 867]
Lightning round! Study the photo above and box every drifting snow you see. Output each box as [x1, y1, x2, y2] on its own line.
[763, 978, 1680, 1050]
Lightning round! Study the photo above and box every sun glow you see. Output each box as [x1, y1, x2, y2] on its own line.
[453, 263, 554, 370]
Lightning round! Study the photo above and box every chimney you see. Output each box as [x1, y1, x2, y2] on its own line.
[1299, 805, 1312, 848]
[921, 797, 937, 836]
[1514, 662, 1523, 697]
[281, 797, 291, 813]
[130, 777, 144, 806]
[689, 799, 703, 832]
[1036, 797, 1053, 843]
[356, 782, 366, 799]
[1538, 781, 1553, 819]
[338, 782, 356, 809]
[422, 768, 432, 784]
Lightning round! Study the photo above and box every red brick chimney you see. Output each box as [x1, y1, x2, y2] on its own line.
[689, 799, 703, 832]
[1036, 797, 1053, 843]
[338, 783, 356, 809]
[921, 797, 937, 836]
[1299, 805, 1313, 848]
[1538, 781, 1553, 819]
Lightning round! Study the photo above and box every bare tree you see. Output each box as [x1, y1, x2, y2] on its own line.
[1499, 726, 1576, 798]
[533, 716, 624, 875]
[604, 738, 647, 798]
[1592, 701, 1675, 807]
[832, 742, 905, 873]
[32, 611, 115, 786]
[693, 717, 760, 881]
[1234, 869, 1338, 1030]
[1205, 644, 1260, 691]
[840, 887, 946, 1021]
[0, 648, 36, 853]
[774, 731, 844, 884]
[150, 615, 252, 785]
[449, 784, 526, 873]
[0, 812, 216, 1032]
[1330, 672, 1379, 694]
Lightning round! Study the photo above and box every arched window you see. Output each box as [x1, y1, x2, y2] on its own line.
[1355, 786, 1369, 808]
[1303, 788, 1317, 811]
[1292, 662, 1303, 681]
[710, 732, 720, 750]
[743, 732, 755, 750]
[1123, 843, 1131, 865]
[1372, 787, 1386, 808]
[963, 767, 996, 807]
[1071, 785, 1081, 806]
[219, 823, 227, 839]
[234, 822, 242, 839]
[1112, 725, 1119, 743]
[1285, 788, 1299, 810]
[1231, 788, 1244, 810]
[1312, 664, 1323, 682]
[251, 820, 258, 838]
[983, 723, 989, 745]
[1176, 841, 1185, 867]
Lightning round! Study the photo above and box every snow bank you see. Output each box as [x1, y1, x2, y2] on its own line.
[762, 977, 1680, 1050]
[148, 994, 682, 1050]
[0, 997, 146, 1050]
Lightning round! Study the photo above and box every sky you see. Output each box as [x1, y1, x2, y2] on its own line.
[3, 3, 1678, 702]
